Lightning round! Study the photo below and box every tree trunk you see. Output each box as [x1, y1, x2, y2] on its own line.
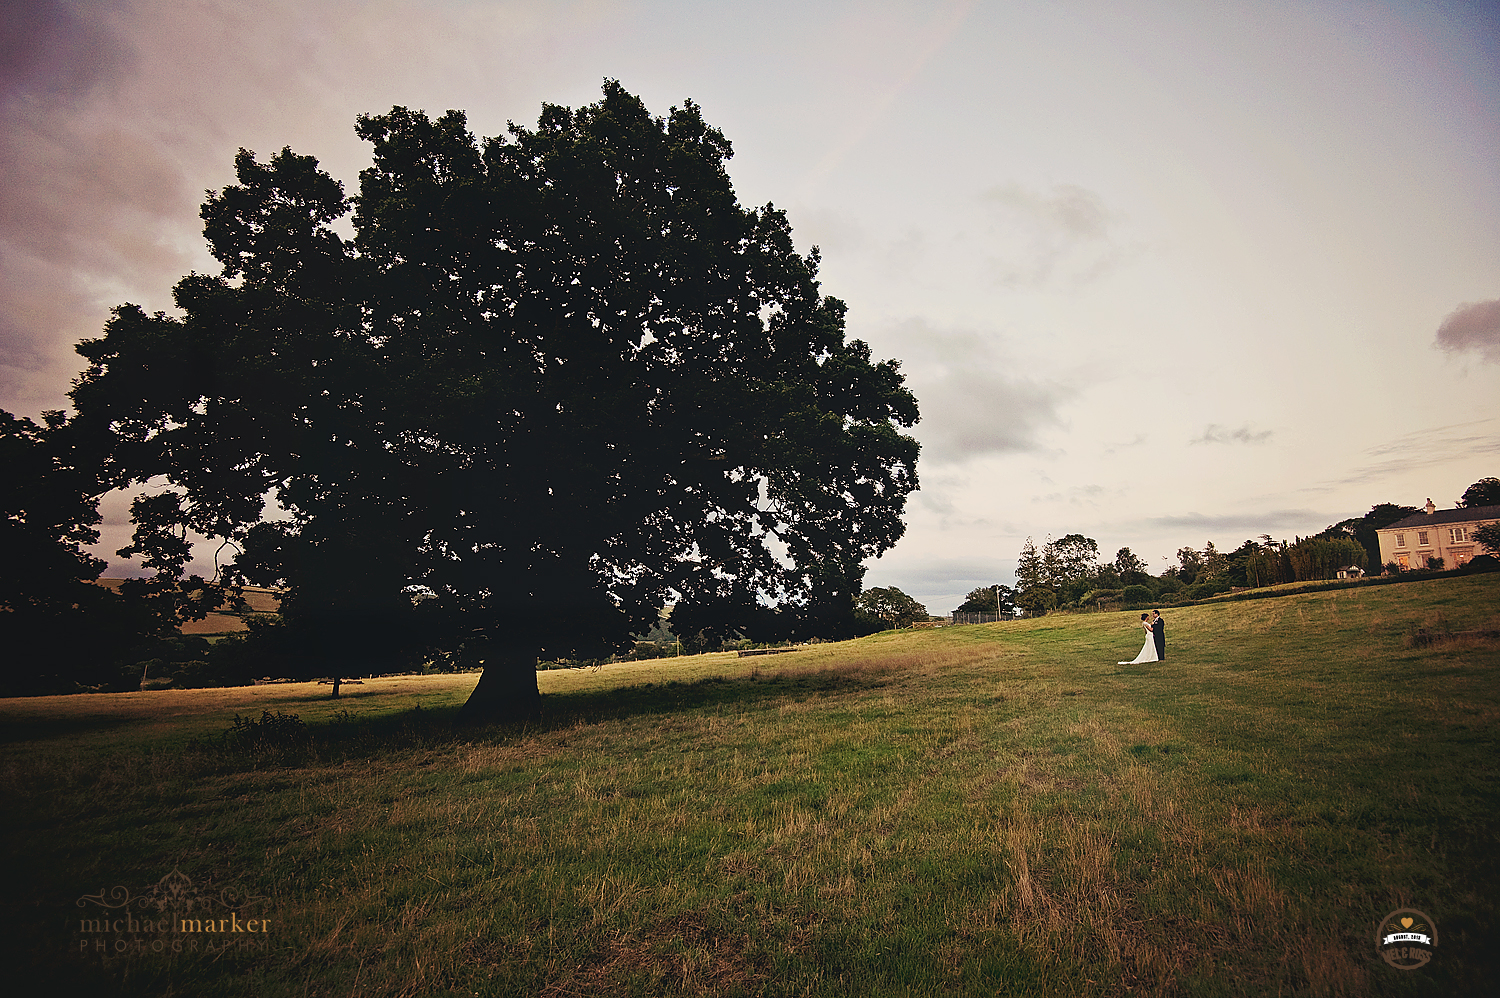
[458, 646, 541, 721]
[330, 674, 341, 699]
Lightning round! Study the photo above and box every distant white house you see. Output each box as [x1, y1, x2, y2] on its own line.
[1375, 499, 1500, 571]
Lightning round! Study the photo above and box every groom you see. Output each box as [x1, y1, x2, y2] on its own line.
[1151, 610, 1166, 661]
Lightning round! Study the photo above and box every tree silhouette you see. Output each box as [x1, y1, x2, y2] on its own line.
[0, 411, 186, 693]
[854, 587, 927, 629]
[69, 83, 920, 718]
[1458, 477, 1500, 508]
[1320, 503, 1421, 571]
[954, 585, 1016, 617]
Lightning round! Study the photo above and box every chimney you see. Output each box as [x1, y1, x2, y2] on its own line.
[1425, 498, 1436, 516]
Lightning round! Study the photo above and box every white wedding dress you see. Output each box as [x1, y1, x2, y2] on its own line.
[1119, 627, 1159, 665]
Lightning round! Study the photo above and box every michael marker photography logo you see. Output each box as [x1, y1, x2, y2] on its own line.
[74, 867, 277, 960]
[1376, 907, 1436, 970]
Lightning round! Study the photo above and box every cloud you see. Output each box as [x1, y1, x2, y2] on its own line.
[1361, 418, 1497, 459]
[0, 1, 228, 411]
[796, 0, 979, 194]
[0, 0, 132, 105]
[0, 1, 154, 405]
[916, 489, 956, 518]
[918, 367, 1069, 460]
[1101, 433, 1147, 455]
[0, 0, 464, 414]
[893, 320, 1072, 464]
[1434, 299, 1500, 363]
[792, 206, 868, 255]
[1191, 423, 1273, 445]
[1302, 418, 1500, 493]
[1141, 509, 1329, 533]
[1031, 484, 1108, 506]
[978, 182, 1126, 289]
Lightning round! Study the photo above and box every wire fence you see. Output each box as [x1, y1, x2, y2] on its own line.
[949, 612, 1012, 625]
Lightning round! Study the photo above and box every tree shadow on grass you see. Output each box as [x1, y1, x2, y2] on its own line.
[5, 664, 900, 762]
[0, 683, 450, 745]
[538, 665, 898, 726]
[0, 713, 139, 744]
[310, 664, 903, 755]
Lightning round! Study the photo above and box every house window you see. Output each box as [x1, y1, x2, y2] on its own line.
[1418, 530, 1429, 546]
[1397, 553, 1410, 569]
[1396, 533, 1406, 547]
[1449, 526, 1469, 544]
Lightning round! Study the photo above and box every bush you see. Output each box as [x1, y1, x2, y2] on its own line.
[1076, 588, 1124, 610]
[1122, 584, 1152, 606]
[1460, 554, 1500, 574]
[216, 710, 310, 764]
[1015, 588, 1056, 618]
[136, 658, 170, 688]
[115, 635, 253, 692]
[1185, 579, 1232, 600]
[170, 659, 225, 689]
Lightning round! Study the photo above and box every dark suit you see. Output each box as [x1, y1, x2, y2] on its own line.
[1152, 615, 1165, 660]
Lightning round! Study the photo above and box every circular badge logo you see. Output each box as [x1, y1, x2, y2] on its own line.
[1376, 908, 1436, 970]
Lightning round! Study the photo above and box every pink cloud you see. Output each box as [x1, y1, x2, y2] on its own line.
[1435, 298, 1500, 363]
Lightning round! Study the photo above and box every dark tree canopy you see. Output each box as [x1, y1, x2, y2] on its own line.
[954, 584, 1017, 618]
[1113, 547, 1150, 586]
[70, 83, 920, 717]
[1319, 502, 1421, 572]
[1045, 533, 1100, 596]
[1458, 477, 1500, 508]
[853, 586, 927, 629]
[0, 411, 193, 693]
[1, 411, 113, 693]
[1013, 537, 1055, 617]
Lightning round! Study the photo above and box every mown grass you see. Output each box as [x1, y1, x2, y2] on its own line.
[2, 575, 1497, 996]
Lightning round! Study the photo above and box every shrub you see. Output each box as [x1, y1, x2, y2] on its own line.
[1185, 579, 1231, 600]
[1015, 588, 1056, 618]
[1122, 584, 1152, 606]
[218, 711, 309, 762]
[1460, 554, 1500, 574]
[170, 660, 219, 689]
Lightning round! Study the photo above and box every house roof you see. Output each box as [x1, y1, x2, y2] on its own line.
[1383, 504, 1500, 531]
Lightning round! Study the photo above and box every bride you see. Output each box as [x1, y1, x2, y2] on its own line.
[1119, 612, 1159, 665]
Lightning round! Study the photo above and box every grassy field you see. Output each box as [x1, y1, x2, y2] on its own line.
[3, 574, 1497, 996]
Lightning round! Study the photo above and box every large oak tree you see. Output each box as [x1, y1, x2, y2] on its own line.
[70, 83, 920, 718]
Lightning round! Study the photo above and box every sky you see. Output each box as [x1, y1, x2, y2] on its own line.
[4, 0, 1499, 615]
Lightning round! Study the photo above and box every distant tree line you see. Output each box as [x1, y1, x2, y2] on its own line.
[997, 480, 1500, 618]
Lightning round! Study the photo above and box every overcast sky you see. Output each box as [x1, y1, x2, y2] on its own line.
[4, 0, 1498, 613]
